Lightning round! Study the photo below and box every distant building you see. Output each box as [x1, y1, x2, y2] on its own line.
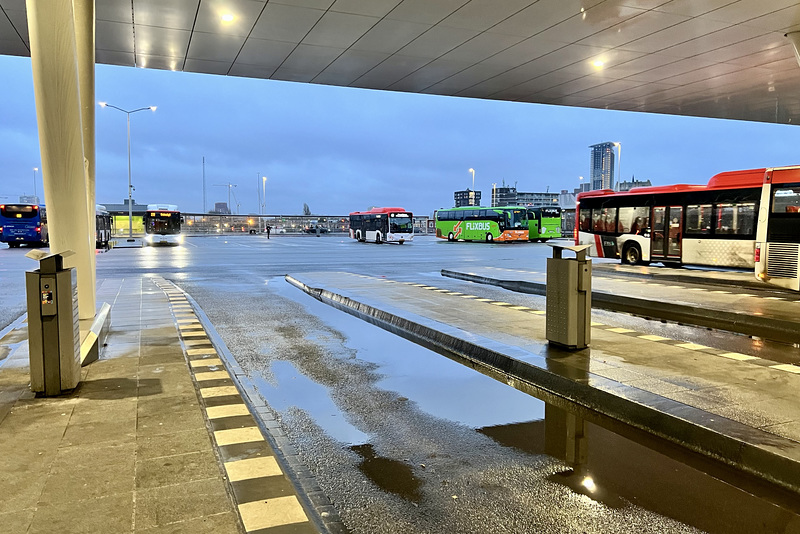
[517, 191, 559, 208]
[491, 186, 516, 207]
[454, 189, 481, 207]
[214, 202, 231, 214]
[589, 142, 616, 190]
[19, 195, 40, 204]
[617, 178, 652, 191]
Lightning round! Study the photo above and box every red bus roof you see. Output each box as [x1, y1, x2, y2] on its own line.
[577, 168, 769, 202]
[349, 207, 410, 216]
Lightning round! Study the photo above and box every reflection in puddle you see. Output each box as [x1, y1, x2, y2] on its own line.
[479, 406, 800, 533]
[277, 278, 544, 429]
[351, 443, 422, 503]
[251, 360, 369, 446]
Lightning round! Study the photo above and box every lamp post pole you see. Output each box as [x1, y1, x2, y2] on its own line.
[33, 167, 38, 200]
[99, 102, 157, 238]
[262, 176, 267, 231]
[613, 142, 621, 191]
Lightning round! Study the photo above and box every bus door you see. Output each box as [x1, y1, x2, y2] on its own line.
[651, 206, 683, 260]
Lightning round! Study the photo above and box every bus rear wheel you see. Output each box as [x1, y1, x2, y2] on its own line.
[485, 233, 493, 243]
[8, 242, 19, 248]
[622, 243, 642, 265]
[448, 232, 454, 242]
[376, 233, 382, 244]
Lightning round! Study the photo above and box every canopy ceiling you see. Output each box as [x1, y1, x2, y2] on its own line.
[2, 0, 800, 123]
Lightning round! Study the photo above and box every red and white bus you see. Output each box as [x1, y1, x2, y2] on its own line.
[576, 166, 800, 291]
[349, 207, 413, 244]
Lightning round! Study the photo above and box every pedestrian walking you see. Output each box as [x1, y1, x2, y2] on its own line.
[266, 225, 271, 239]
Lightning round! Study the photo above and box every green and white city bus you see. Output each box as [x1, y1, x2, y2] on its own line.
[435, 206, 529, 242]
[527, 207, 562, 242]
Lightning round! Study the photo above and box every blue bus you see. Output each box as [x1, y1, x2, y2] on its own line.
[0, 203, 48, 247]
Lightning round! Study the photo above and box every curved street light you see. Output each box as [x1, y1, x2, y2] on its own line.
[99, 102, 157, 238]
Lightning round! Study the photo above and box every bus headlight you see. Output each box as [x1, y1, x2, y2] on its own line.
[145, 234, 154, 243]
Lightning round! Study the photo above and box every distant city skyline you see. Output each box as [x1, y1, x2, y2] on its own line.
[4, 55, 800, 217]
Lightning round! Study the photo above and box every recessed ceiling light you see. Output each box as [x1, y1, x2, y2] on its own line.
[221, 13, 235, 23]
[592, 60, 604, 68]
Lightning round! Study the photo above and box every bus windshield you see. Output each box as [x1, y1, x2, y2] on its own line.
[504, 208, 528, 229]
[389, 213, 413, 233]
[1, 205, 38, 218]
[145, 212, 181, 235]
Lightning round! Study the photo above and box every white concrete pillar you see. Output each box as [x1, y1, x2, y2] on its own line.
[74, 0, 97, 307]
[27, 0, 95, 320]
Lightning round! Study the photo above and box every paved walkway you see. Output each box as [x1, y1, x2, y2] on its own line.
[0, 276, 319, 534]
[288, 271, 800, 495]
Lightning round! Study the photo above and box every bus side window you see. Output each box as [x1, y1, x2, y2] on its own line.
[579, 208, 592, 231]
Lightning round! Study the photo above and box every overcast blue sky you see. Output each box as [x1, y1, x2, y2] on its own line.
[3, 53, 800, 217]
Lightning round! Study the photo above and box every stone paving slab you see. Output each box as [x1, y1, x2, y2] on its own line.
[287, 271, 800, 495]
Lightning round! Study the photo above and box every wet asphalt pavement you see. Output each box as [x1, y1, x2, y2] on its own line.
[4, 234, 795, 533]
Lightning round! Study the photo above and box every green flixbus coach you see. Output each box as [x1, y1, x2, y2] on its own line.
[527, 207, 562, 242]
[435, 206, 529, 242]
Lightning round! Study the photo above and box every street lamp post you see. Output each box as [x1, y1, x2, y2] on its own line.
[468, 168, 475, 206]
[613, 142, 621, 191]
[33, 167, 39, 200]
[99, 102, 157, 238]
[262, 176, 267, 231]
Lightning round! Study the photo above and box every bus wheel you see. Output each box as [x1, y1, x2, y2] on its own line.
[622, 243, 642, 265]
[448, 232, 454, 242]
[8, 243, 19, 248]
[485, 233, 493, 243]
[376, 233, 382, 244]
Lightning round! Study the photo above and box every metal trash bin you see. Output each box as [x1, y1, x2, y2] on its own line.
[25, 250, 80, 395]
[546, 243, 592, 350]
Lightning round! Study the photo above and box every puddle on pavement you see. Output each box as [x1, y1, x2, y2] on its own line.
[251, 360, 369, 446]
[351, 443, 422, 503]
[480, 407, 800, 533]
[277, 278, 800, 530]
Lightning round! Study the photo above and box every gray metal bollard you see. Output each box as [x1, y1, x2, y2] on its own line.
[545, 243, 592, 350]
[25, 250, 81, 395]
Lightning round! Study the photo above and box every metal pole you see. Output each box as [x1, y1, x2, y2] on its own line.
[33, 167, 38, 199]
[127, 112, 132, 237]
[202, 156, 206, 213]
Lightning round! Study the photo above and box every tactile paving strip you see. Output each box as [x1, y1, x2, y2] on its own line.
[152, 278, 319, 534]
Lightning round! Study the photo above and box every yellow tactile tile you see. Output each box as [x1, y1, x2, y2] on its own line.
[214, 427, 264, 446]
[510, 306, 530, 310]
[238, 496, 309, 532]
[225, 456, 283, 482]
[490, 302, 512, 306]
[190, 357, 223, 368]
[177, 319, 201, 325]
[770, 364, 800, 374]
[200, 385, 240, 398]
[195, 370, 231, 381]
[529, 310, 546, 315]
[206, 404, 251, 419]
[763, 297, 785, 301]
[187, 348, 217, 356]
[606, 327, 636, 333]
[675, 343, 709, 350]
[719, 352, 758, 361]
[474, 298, 493, 302]
[638, 334, 671, 341]
[590, 322, 604, 326]
[460, 295, 478, 298]
[181, 330, 206, 337]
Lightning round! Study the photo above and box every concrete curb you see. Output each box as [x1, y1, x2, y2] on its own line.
[286, 274, 800, 496]
[441, 269, 800, 344]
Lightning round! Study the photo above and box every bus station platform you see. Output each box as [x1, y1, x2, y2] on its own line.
[0, 276, 332, 534]
[286, 271, 800, 497]
[441, 264, 800, 345]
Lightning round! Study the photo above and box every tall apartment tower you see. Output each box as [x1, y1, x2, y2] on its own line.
[589, 142, 616, 191]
